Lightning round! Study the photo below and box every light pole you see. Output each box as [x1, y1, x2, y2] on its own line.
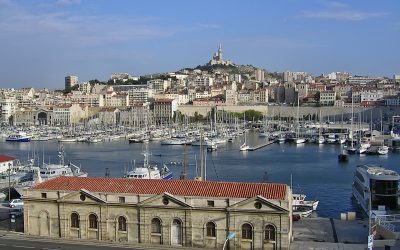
[8, 163, 11, 202]
[223, 232, 235, 250]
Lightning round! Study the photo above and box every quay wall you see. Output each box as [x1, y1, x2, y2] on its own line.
[178, 105, 400, 121]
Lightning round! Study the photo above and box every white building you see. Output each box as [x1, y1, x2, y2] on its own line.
[147, 79, 171, 92]
[360, 90, 383, 102]
[0, 155, 16, 174]
[0, 97, 18, 125]
[255, 69, 264, 82]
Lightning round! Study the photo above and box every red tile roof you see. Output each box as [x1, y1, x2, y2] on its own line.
[32, 176, 287, 200]
[0, 155, 16, 163]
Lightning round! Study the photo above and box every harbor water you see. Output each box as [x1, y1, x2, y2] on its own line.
[1, 131, 400, 219]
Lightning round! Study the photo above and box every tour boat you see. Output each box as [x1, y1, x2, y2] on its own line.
[352, 165, 399, 217]
[124, 144, 173, 180]
[293, 205, 313, 217]
[39, 146, 88, 181]
[317, 135, 325, 144]
[6, 132, 31, 142]
[292, 193, 319, 211]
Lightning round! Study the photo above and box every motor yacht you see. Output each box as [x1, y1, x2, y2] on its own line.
[352, 165, 399, 217]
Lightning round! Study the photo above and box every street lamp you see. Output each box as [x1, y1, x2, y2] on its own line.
[223, 232, 235, 250]
[8, 163, 11, 202]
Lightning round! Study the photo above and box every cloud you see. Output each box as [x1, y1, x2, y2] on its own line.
[55, 0, 80, 5]
[320, 0, 348, 8]
[298, 10, 389, 21]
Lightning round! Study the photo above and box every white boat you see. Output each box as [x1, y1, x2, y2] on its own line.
[239, 143, 250, 151]
[124, 144, 173, 180]
[206, 142, 218, 152]
[293, 193, 319, 211]
[294, 95, 305, 144]
[87, 137, 102, 143]
[294, 138, 306, 144]
[352, 165, 399, 217]
[377, 145, 389, 155]
[326, 134, 336, 144]
[39, 146, 88, 182]
[278, 136, 286, 144]
[338, 137, 346, 144]
[317, 135, 325, 144]
[239, 132, 250, 151]
[6, 132, 31, 142]
[293, 205, 313, 217]
[58, 137, 77, 142]
[357, 142, 371, 154]
[161, 138, 191, 145]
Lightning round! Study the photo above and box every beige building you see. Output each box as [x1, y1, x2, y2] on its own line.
[52, 104, 88, 126]
[152, 98, 177, 123]
[14, 107, 52, 126]
[24, 176, 292, 250]
[319, 91, 336, 106]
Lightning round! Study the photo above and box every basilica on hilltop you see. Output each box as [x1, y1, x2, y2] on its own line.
[208, 44, 233, 66]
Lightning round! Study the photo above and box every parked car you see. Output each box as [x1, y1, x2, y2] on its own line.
[9, 199, 23, 208]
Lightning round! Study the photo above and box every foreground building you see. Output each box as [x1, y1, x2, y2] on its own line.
[24, 176, 292, 250]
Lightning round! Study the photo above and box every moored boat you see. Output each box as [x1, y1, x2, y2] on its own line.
[352, 164, 399, 217]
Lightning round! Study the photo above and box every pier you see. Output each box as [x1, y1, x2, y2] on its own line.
[248, 140, 276, 151]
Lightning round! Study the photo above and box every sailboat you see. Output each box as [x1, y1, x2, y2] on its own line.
[317, 109, 325, 144]
[347, 93, 357, 154]
[294, 94, 305, 144]
[240, 130, 250, 151]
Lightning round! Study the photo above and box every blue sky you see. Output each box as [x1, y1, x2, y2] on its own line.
[0, 0, 399, 89]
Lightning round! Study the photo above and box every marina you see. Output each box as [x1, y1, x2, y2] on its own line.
[1, 128, 400, 219]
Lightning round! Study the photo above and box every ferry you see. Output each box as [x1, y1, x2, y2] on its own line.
[352, 164, 399, 217]
[6, 132, 31, 142]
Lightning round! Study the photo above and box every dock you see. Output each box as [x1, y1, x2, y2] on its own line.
[248, 140, 276, 151]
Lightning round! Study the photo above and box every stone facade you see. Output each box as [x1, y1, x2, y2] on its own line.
[24, 177, 292, 250]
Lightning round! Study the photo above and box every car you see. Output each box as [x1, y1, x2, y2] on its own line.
[9, 199, 23, 208]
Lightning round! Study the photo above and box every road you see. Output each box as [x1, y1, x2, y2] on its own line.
[0, 231, 209, 250]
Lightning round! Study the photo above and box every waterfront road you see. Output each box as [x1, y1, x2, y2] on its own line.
[0, 231, 212, 250]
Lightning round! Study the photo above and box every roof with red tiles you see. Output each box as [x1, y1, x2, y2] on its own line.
[0, 155, 16, 163]
[32, 176, 287, 200]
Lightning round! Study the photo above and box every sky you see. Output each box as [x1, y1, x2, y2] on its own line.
[0, 0, 399, 89]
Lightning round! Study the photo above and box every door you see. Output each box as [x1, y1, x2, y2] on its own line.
[171, 219, 182, 245]
[39, 211, 50, 236]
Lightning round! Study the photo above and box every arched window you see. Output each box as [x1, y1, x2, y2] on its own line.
[206, 221, 216, 237]
[71, 212, 79, 228]
[151, 218, 161, 234]
[241, 223, 252, 240]
[89, 214, 98, 229]
[118, 216, 127, 231]
[264, 225, 276, 241]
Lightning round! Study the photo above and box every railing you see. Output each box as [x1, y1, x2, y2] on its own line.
[375, 214, 400, 232]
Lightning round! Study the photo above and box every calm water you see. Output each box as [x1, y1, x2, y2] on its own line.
[1, 132, 400, 218]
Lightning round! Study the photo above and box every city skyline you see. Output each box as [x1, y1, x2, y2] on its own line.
[0, 0, 399, 88]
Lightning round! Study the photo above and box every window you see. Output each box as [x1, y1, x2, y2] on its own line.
[264, 225, 275, 241]
[241, 223, 252, 240]
[207, 200, 214, 207]
[89, 214, 98, 229]
[71, 213, 79, 228]
[119, 196, 125, 203]
[162, 197, 169, 205]
[254, 201, 262, 209]
[118, 216, 127, 231]
[80, 194, 86, 201]
[151, 218, 161, 234]
[206, 221, 216, 237]
[41, 193, 47, 198]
